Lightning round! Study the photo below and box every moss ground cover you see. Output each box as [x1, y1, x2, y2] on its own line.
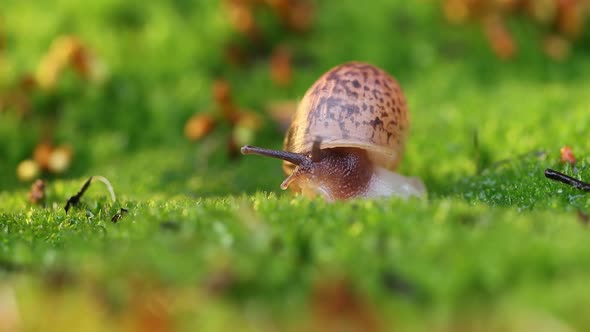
[2, 1, 590, 330]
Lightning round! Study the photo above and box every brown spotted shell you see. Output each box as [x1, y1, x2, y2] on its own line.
[282, 62, 409, 174]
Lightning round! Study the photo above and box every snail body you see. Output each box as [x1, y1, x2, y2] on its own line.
[242, 62, 425, 201]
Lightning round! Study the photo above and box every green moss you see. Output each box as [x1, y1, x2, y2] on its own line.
[2, 0, 590, 330]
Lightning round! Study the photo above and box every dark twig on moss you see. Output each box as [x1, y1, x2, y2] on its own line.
[544, 168, 590, 192]
[111, 207, 128, 223]
[64, 176, 116, 213]
[64, 176, 93, 213]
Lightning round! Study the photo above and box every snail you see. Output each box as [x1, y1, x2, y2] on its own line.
[241, 62, 425, 201]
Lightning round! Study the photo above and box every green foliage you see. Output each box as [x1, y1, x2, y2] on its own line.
[2, 0, 590, 330]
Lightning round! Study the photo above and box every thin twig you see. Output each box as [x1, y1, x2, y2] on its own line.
[544, 168, 590, 192]
[64, 176, 93, 213]
[64, 175, 117, 213]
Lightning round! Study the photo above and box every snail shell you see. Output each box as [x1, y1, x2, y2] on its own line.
[283, 62, 408, 174]
[241, 62, 425, 201]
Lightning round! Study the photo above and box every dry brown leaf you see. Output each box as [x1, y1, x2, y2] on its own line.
[184, 114, 217, 142]
[33, 142, 54, 170]
[123, 281, 174, 332]
[557, 0, 584, 37]
[543, 34, 571, 60]
[310, 277, 382, 332]
[484, 17, 517, 59]
[525, 0, 557, 24]
[212, 79, 233, 106]
[28, 179, 46, 204]
[225, 0, 262, 42]
[212, 79, 243, 124]
[35, 35, 107, 89]
[560, 145, 576, 164]
[270, 45, 293, 86]
[444, 0, 472, 23]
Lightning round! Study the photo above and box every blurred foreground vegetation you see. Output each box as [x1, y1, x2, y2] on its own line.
[2, 1, 590, 331]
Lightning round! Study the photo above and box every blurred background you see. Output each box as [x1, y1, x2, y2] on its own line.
[4, 2, 590, 331]
[2, 0, 590, 194]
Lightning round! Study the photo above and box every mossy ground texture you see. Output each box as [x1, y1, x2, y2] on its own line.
[2, 1, 590, 331]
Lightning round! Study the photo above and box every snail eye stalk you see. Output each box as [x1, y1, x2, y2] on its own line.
[240, 145, 309, 166]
